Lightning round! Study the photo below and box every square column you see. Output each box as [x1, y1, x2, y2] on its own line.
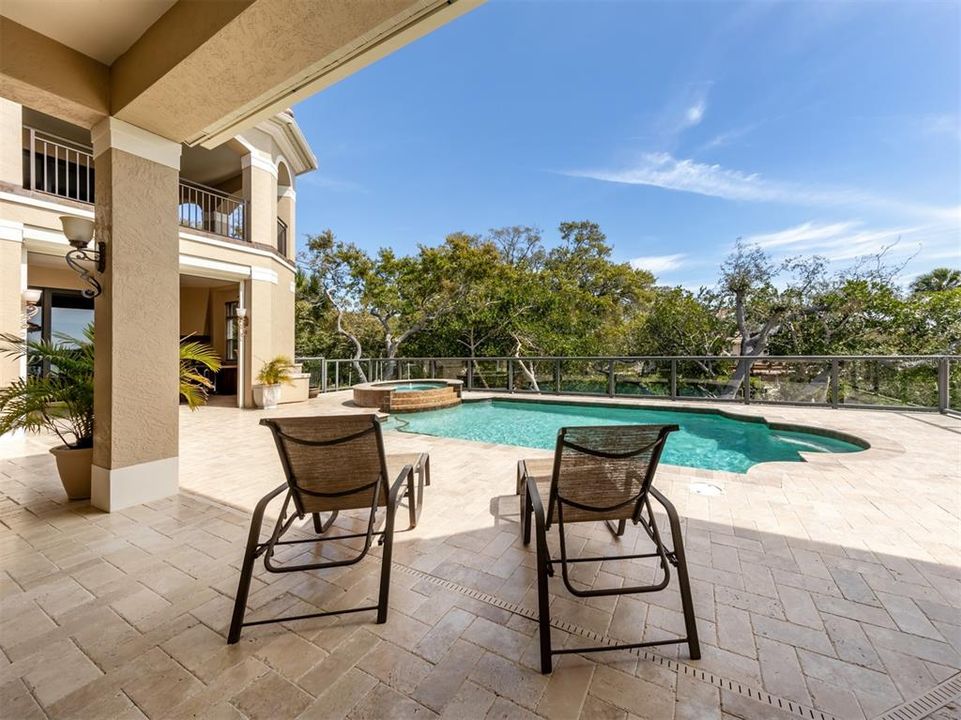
[90, 118, 182, 511]
[0, 220, 26, 388]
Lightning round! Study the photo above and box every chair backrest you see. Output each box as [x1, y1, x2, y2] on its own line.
[260, 414, 389, 515]
[548, 424, 678, 525]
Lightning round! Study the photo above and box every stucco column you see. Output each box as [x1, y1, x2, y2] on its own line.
[0, 221, 26, 388]
[242, 151, 278, 249]
[0, 98, 22, 187]
[90, 118, 182, 512]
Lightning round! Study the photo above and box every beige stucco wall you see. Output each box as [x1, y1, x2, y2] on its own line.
[93, 147, 180, 470]
[28, 263, 85, 291]
[0, 236, 23, 388]
[0, 97, 22, 186]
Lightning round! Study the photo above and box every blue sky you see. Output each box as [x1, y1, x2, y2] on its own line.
[293, 0, 960, 289]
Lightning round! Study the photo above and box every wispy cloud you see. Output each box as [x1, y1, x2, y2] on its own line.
[630, 253, 687, 273]
[565, 153, 958, 222]
[742, 219, 959, 263]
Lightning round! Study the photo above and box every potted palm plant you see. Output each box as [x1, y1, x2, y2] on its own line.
[254, 356, 295, 409]
[0, 328, 221, 500]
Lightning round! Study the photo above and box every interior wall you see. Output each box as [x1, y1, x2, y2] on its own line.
[179, 286, 209, 338]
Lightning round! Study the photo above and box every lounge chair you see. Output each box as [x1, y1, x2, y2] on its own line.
[227, 414, 428, 643]
[518, 424, 700, 673]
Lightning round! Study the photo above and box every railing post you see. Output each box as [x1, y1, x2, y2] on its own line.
[321, 359, 327, 393]
[334, 361, 340, 390]
[430, 360, 436, 379]
[368, 359, 373, 383]
[467, 360, 474, 391]
[831, 359, 839, 409]
[670, 359, 677, 400]
[939, 357, 949, 413]
[28, 127, 36, 191]
[554, 359, 561, 395]
[507, 360, 514, 392]
[743, 361, 751, 404]
[608, 360, 615, 397]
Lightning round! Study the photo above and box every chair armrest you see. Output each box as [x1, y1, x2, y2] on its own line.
[389, 464, 413, 507]
[525, 474, 547, 530]
[648, 485, 678, 522]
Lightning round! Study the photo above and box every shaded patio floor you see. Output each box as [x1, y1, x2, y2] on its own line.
[1, 392, 959, 719]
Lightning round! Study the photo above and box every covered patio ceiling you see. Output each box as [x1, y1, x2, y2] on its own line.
[0, 0, 483, 147]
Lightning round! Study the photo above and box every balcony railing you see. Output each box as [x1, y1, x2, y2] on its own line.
[178, 180, 247, 241]
[295, 355, 960, 414]
[277, 218, 288, 256]
[23, 126, 94, 203]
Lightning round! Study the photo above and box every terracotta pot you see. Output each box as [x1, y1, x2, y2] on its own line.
[49, 445, 92, 500]
[253, 383, 282, 409]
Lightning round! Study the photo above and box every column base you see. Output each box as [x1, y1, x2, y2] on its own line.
[91, 456, 179, 511]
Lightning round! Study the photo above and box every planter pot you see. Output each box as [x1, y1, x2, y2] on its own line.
[253, 383, 282, 409]
[49, 445, 92, 500]
[308, 386, 320, 399]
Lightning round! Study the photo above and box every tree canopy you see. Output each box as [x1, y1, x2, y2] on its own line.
[295, 222, 959, 366]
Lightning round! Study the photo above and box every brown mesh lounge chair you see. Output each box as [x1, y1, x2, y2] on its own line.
[519, 424, 700, 673]
[227, 414, 428, 644]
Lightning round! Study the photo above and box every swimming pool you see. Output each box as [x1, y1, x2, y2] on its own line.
[388, 399, 866, 473]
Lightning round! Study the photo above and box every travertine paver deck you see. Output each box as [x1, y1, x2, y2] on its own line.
[1, 391, 959, 719]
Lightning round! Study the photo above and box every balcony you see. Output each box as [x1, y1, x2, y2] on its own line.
[22, 125, 250, 243]
[22, 126, 94, 204]
[178, 180, 247, 242]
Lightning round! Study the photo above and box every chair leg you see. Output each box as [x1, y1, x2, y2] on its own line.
[604, 518, 627, 537]
[655, 490, 700, 660]
[535, 517, 553, 673]
[521, 482, 532, 546]
[312, 511, 338, 535]
[378, 479, 403, 624]
[424, 455, 431, 487]
[228, 486, 285, 644]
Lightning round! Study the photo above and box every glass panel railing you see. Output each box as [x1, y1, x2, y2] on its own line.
[612, 359, 671, 397]
[558, 359, 609, 395]
[469, 359, 509, 391]
[675, 358, 742, 400]
[749, 359, 832, 405]
[838, 358, 939, 409]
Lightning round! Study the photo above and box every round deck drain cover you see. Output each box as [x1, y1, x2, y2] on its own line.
[689, 482, 723, 496]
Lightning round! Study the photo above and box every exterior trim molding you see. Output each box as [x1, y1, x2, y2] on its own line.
[91, 117, 182, 170]
[241, 152, 278, 178]
[251, 266, 279, 284]
[179, 230, 295, 271]
[0, 190, 95, 218]
[91, 456, 179, 512]
[0, 218, 25, 243]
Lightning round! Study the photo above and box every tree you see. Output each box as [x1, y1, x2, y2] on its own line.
[911, 267, 961, 294]
[300, 229, 371, 381]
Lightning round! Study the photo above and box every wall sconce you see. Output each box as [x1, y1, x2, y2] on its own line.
[235, 306, 249, 336]
[60, 215, 105, 298]
[22, 288, 41, 320]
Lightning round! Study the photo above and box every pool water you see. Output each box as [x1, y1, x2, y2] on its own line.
[387, 399, 864, 473]
[388, 383, 448, 392]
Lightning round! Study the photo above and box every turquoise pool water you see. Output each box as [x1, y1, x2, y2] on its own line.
[387, 382, 448, 392]
[388, 399, 864, 473]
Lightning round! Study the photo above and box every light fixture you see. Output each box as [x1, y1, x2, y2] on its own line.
[60, 215, 104, 298]
[235, 306, 249, 336]
[22, 288, 41, 320]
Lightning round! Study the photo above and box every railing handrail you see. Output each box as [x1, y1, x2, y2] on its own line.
[178, 178, 245, 203]
[296, 354, 957, 414]
[23, 125, 93, 155]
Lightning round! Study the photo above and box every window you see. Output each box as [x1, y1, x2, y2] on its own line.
[225, 301, 239, 362]
[27, 289, 94, 377]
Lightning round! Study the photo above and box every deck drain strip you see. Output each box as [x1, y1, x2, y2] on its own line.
[875, 673, 961, 720]
[393, 563, 839, 720]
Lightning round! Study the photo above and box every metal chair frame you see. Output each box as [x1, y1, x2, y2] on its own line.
[520, 424, 701, 673]
[227, 416, 419, 644]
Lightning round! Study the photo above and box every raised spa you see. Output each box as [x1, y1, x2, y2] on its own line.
[353, 379, 462, 412]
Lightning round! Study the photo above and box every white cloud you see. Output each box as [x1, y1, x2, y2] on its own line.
[742, 220, 959, 264]
[630, 253, 687, 273]
[685, 101, 706, 127]
[565, 154, 959, 223]
[568, 152, 830, 204]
